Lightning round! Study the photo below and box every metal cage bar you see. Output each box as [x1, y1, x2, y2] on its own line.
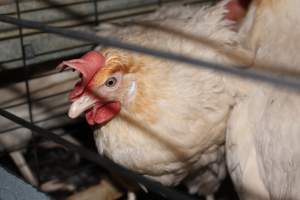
[0, 108, 198, 200]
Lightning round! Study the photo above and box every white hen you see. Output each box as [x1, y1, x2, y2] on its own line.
[226, 0, 300, 199]
[61, 1, 241, 199]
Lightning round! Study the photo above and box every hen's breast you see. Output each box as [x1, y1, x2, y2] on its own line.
[94, 63, 233, 186]
[93, 0, 238, 190]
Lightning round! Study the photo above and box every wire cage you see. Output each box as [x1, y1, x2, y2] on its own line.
[2, 0, 299, 199]
[1, 1, 236, 200]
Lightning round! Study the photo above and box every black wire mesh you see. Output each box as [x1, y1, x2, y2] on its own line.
[0, 1, 215, 199]
[2, 0, 297, 199]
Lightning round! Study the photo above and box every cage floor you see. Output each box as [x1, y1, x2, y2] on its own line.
[0, 119, 238, 200]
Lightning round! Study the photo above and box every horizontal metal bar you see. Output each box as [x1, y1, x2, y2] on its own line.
[0, 0, 206, 41]
[1, 14, 300, 92]
[0, 53, 82, 87]
[0, 111, 69, 135]
[0, 2, 159, 41]
[0, 108, 197, 200]
[0, 43, 93, 65]
[2, 0, 91, 15]
[1, 89, 70, 110]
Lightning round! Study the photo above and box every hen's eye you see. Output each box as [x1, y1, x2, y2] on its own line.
[105, 77, 117, 87]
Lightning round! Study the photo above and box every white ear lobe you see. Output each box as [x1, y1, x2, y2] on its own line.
[124, 81, 136, 105]
[127, 81, 136, 99]
[122, 74, 137, 105]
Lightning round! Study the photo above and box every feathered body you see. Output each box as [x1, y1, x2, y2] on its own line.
[95, 3, 236, 195]
[61, 1, 239, 197]
[60, 0, 300, 198]
[226, 0, 300, 199]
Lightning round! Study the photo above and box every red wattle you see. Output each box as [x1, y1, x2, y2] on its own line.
[85, 109, 95, 125]
[85, 102, 121, 125]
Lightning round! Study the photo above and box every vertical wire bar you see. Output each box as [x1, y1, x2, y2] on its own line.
[15, 0, 32, 122]
[158, 0, 163, 6]
[92, 0, 99, 25]
[15, 0, 40, 185]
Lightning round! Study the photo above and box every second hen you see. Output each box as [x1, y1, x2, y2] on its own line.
[59, 1, 239, 198]
[226, 0, 300, 199]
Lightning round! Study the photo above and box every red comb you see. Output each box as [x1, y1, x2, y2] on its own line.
[57, 51, 105, 100]
[224, 0, 246, 22]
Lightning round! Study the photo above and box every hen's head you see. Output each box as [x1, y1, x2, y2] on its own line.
[58, 50, 139, 125]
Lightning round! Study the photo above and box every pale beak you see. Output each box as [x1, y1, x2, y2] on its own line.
[68, 94, 97, 118]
